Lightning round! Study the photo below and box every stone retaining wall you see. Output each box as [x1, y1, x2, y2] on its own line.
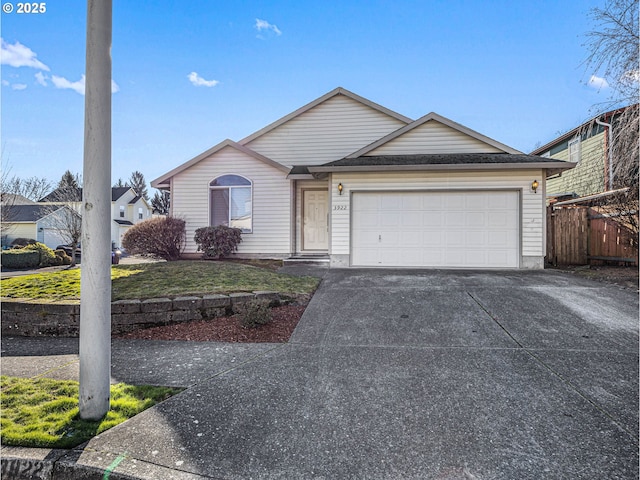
[1, 291, 302, 337]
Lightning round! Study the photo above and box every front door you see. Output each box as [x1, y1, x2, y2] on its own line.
[302, 190, 328, 251]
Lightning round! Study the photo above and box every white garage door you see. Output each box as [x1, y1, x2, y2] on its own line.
[351, 191, 519, 268]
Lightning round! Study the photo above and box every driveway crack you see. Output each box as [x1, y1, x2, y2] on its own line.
[467, 291, 524, 348]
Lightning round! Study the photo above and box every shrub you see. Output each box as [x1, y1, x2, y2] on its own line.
[54, 249, 72, 266]
[10, 238, 36, 247]
[238, 300, 272, 329]
[122, 216, 186, 261]
[194, 226, 242, 259]
[1, 250, 40, 269]
[24, 243, 57, 267]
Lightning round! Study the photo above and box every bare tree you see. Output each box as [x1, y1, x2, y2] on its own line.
[42, 172, 84, 266]
[583, 0, 639, 105]
[151, 190, 170, 215]
[0, 164, 52, 241]
[581, 0, 639, 235]
[1, 176, 52, 202]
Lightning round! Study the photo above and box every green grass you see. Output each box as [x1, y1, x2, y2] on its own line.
[0, 260, 319, 302]
[0, 376, 182, 448]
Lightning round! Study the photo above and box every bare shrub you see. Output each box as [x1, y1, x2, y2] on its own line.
[194, 225, 242, 259]
[122, 216, 186, 261]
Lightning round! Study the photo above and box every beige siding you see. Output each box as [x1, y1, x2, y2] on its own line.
[369, 121, 504, 155]
[3, 223, 37, 243]
[172, 146, 291, 255]
[546, 132, 605, 196]
[245, 94, 407, 166]
[329, 170, 545, 261]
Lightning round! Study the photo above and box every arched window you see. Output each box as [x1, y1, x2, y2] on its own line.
[209, 174, 252, 233]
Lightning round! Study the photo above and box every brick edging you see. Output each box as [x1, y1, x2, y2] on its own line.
[1, 292, 307, 337]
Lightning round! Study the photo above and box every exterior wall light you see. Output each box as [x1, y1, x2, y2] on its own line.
[338, 183, 343, 195]
[531, 180, 539, 193]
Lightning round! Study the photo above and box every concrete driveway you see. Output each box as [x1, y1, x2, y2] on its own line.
[2, 269, 638, 479]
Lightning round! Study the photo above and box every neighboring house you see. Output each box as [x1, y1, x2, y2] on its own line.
[109, 187, 153, 248]
[531, 106, 633, 201]
[37, 186, 152, 249]
[152, 87, 574, 269]
[1, 204, 69, 248]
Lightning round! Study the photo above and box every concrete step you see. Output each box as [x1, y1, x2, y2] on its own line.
[284, 255, 330, 265]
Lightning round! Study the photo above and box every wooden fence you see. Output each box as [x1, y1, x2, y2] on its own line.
[546, 206, 639, 266]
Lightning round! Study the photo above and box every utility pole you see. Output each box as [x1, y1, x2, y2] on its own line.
[79, 0, 112, 420]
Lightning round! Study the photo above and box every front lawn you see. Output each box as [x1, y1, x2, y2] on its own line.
[0, 376, 182, 448]
[0, 261, 320, 302]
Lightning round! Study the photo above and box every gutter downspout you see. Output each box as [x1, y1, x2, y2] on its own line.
[595, 117, 613, 190]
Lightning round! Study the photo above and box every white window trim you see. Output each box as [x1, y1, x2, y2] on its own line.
[209, 174, 253, 233]
[568, 137, 581, 165]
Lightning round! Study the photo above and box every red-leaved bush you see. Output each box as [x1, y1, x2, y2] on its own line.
[122, 216, 186, 261]
[193, 225, 242, 259]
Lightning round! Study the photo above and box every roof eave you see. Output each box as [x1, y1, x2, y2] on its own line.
[150, 139, 289, 188]
[308, 162, 576, 173]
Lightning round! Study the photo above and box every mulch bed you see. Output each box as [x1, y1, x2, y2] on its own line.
[113, 305, 306, 343]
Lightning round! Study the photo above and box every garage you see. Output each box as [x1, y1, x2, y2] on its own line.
[351, 190, 519, 268]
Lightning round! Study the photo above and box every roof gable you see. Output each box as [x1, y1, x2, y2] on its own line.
[239, 87, 411, 146]
[240, 88, 412, 167]
[112, 187, 133, 201]
[348, 112, 521, 157]
[151, 139, 289, 189]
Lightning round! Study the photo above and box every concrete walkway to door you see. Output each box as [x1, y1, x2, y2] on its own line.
[1, 269, 638, 479]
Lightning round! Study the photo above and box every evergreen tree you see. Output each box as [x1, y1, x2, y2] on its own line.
[151, 190, 170, 215]
[58, 170, 81, 189]
[128, 171, 148, 200]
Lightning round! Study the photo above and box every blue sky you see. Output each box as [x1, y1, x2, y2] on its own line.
[1, 0, 613, 190]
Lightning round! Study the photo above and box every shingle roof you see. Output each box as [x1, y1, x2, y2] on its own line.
[321, 153, 571, 167]
[39, 187, 82, 202]
[114, 219, 134, 226]
[113, 187, 132, 201]
[1, 204, 63, 222]
[39, 186, 134, 202]
[308, 153, 575, 177]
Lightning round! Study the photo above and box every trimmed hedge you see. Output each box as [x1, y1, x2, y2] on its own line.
[1, 250, 40, 269]
[24, 243, 57, 267]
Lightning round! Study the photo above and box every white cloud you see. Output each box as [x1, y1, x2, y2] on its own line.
[0, 38, 50, 70]
[1, 80, 9, 86]
[51, 74, 119, 95]
[588, 75, 609, 90]
[35, 71, 48, 86]
[52, 74, 85, 94]
[12, 83, 27, 90]
[187, 71, 219, 87]
[255, 18, 282, 37]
